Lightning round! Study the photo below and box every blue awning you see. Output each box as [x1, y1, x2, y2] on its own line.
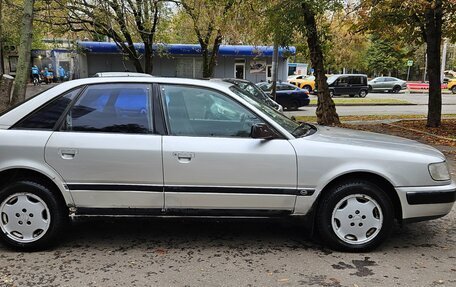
[77, 41, 295, 58]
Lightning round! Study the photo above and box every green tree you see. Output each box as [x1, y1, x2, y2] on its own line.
[177, 0, 237, 78]
[366, 35, 408, 76]
[361, 0, 456, 127]
[54, 0, 170, 74]
[261, 0, 341, 125]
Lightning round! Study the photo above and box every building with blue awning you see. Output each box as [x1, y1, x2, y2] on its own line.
[77, 41, 296, 82]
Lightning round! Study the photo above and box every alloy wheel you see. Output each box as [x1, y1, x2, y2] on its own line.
[331, 194, 383, 245]
[0, 193, 51, 243]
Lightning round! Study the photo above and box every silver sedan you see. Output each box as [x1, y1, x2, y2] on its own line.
[368, 77, 407, 93]
[0, 77, 454, 251]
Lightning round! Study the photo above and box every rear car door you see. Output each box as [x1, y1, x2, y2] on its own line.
[159, 84, 297, 213]
[45, 83, 164, 210]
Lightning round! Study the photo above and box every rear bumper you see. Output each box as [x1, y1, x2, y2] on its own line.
[396, 181, 455, 221]
[300, 98, 310, 107]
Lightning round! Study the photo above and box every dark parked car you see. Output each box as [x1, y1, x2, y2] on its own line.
[256, 82, 310, 110]
[327, 74, 369, 98]
[216, 79, 283, 112]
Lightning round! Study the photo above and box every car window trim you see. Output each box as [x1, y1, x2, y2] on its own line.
[57, 82, 156, 135]
[157, 83, 286, 140]
[53, 85, 87, 131]
[152, 83, 167, 135]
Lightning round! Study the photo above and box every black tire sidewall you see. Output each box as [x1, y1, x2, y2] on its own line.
[317, 180, 394, 252]
[0, 181, 66, 251]
[452, 87, 456, 94]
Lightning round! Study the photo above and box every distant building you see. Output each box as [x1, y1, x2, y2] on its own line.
[76, 42, 295, 82]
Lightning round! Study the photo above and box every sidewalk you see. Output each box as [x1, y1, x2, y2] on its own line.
[25, 83, 58, 99]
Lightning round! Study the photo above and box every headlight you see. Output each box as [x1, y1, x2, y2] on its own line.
[428, 162, 451, 181]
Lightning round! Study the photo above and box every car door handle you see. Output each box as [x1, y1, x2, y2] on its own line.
[172, 152, 194, 163]
[59, 149, 77, 160]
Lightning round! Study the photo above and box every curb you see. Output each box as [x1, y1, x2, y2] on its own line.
[308, 103, 415, 107]
[383, 122, 456, 142]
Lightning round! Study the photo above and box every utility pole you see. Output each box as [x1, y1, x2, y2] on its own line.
[441, 38, 448, 83]
[423, 53, 427, 82]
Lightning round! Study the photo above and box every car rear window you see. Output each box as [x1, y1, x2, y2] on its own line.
[12, 88, 81, 130]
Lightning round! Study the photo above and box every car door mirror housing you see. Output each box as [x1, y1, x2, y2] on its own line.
[250, 123, 278, 139]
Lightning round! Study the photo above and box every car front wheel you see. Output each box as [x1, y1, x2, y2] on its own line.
[452, 86, 456, 94]
[0, 181, 67, 251]
[316, 180, 394, 251]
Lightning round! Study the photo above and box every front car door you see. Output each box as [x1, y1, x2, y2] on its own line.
[45, 83, 164, 211]
[334, 76, 350, 95]
[159, 84, 297, 213]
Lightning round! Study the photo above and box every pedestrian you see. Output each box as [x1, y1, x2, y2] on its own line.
[58, 66, 66, 82]
[31, 65, 40, 85]
[43, 67, 51, 84]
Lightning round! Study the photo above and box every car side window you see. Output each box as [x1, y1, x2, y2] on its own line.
[337, 77, 349, 86]
[348, 76, 362, 85]
[63, 84, 152, 134]
[13, 88, 81, 130]
[161, 85, 262, 138]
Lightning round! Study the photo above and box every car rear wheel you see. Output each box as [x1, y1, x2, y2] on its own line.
[368, 85, 373, 92]
[0, 181, 66, 251]
[359, 90, 367, 98]
[316, 180, 394, 251]
[287, 100, 300, 111]
[452, 86, 456, 94]
[329, 90, 335, 98]
[392, 86, 401, 93]
[304, 85, 312, 92]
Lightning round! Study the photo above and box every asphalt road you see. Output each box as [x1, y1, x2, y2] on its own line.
[287, 92, 456, 117]
[1, 156, 455, 287]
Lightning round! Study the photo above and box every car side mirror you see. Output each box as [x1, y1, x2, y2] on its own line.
[251, 123, 278, 139]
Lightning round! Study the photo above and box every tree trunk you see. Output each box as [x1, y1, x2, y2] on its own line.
[271, 41, 279, 101]
[302, 4, 340, 126]
[0, 0, 4, 75]
[201, 41, 221, 78]
[424, 1, 443, 128]
[144, 40, 153, 75]
[11, 0, 34, 106]
[0, 75, 14, 113]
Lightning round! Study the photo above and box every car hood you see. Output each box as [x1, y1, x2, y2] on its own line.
[305, 125, 445, 160]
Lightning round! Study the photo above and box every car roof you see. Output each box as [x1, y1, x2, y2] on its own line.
[93, 72, 154, 77]
[0, 77, 235, 128]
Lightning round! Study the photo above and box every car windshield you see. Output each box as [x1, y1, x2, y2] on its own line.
[229, 86, 315, 138]
[327, 75, 339, 84]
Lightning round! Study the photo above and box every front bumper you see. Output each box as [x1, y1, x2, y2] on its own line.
[396, 181, 456, 221]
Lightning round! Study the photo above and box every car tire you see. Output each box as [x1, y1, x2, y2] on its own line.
[304, 85, 312, 92]
[368, 85, 373, 92]
[0, 181, 67, 251]
[316, 180, 394, 252]
[329, 90, 335, 98]
[359, 90, 367, 98]
[392, 86, 401, 93]
[290, 100, 300, 111]
[452, 86, 456, 94]
[349, 94, 355, 97]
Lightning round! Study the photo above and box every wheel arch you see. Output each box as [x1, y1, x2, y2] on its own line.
[315, 171, 402, 221]
[0, 168, 71, 210]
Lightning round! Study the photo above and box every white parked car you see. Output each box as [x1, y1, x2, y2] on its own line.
[0, 77, 454, 251]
